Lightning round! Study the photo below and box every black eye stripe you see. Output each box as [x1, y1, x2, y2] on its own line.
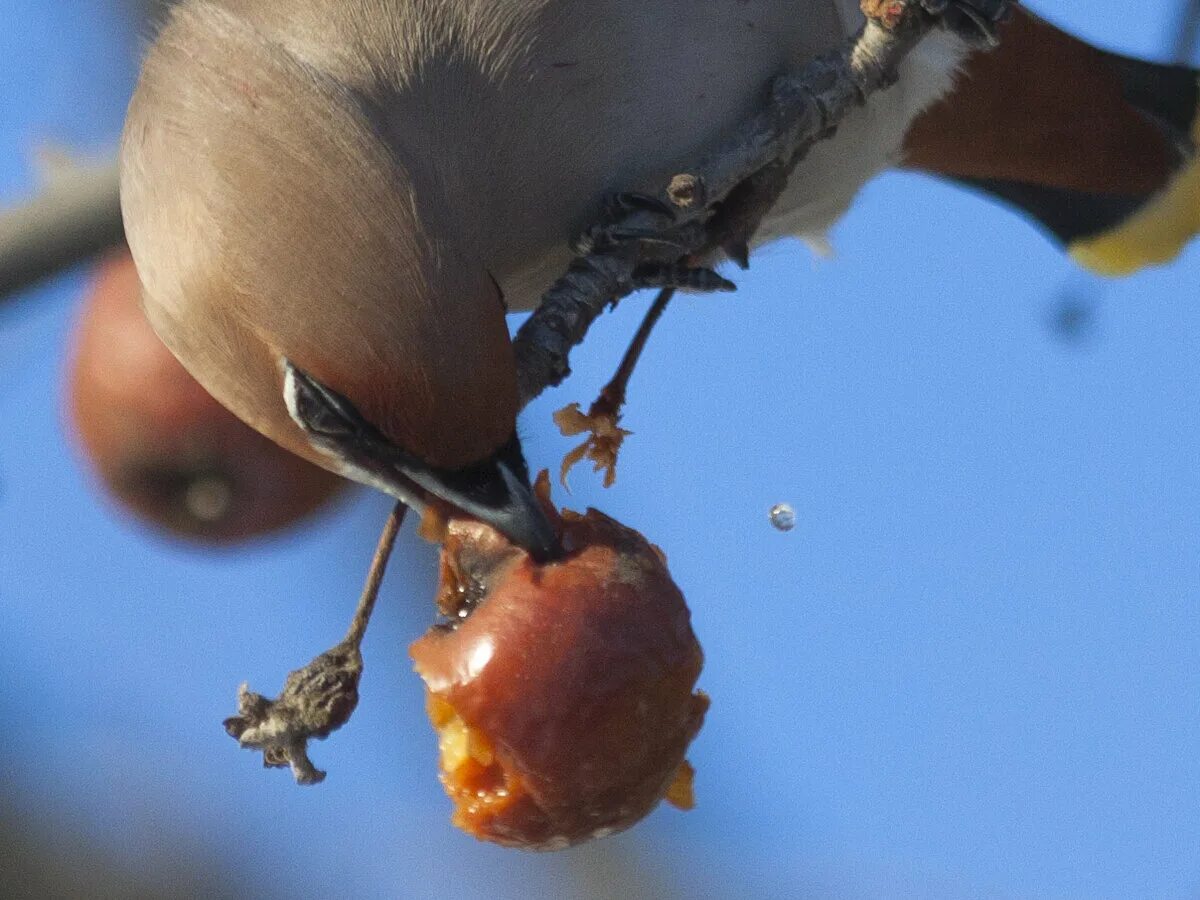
[284, 361, 366, 441]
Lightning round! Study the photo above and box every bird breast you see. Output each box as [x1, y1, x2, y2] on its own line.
[217, 0, 965, 309]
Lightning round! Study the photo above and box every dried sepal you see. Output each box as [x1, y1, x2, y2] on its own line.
[553, 393, 631, 490]
[222, 505, 404, 786]
[663, 760, 698, 811]
[223, 639, 363, 785]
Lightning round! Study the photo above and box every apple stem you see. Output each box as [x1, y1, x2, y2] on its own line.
[345, 502, 407, 647]
[223, 502, 407, 785]
[555, 287, 675, 489]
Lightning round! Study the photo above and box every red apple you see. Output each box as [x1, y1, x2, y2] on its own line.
[68, 249, 348, 542]
[411, 500, 708, 849]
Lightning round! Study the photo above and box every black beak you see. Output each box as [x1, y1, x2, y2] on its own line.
[399, 432, 558, 560]
[283, 361, 560, 561]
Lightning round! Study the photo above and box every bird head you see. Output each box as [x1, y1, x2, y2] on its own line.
[119, 4, 557, 557]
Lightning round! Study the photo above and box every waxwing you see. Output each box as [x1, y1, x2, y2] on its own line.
[120, 2, 1200, 554]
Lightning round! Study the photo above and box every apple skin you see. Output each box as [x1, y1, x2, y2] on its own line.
[67, 249, 348, 543]
[411, 507, 708, 850]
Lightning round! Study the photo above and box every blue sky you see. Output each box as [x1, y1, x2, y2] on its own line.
[1, 2, 1197, 897]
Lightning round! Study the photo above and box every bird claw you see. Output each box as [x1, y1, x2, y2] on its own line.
[572, 222, 687, 256]
[573, 191, 687, 255]
[919, 0, 1014, 46]
[723, 241, 751, 270]
[631, 263, 737, 294]
[608, 191, 679, 221]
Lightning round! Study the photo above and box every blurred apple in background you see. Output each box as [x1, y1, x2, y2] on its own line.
[67, 248, 351, 543]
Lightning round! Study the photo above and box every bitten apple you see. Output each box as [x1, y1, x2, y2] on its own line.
[411, 501, 707, 849]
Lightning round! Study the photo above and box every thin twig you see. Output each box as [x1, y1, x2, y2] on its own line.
[555, 288, 675, 488]
[344, 501, 405, 646]
[605, 287, 676, 412]
[223, 502, 407, 784]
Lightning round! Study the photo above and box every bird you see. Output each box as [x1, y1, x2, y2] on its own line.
[119, 1, 1200, 558]
[904, 8, 1200, 275]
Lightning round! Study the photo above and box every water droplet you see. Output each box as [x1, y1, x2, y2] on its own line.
[769, 503, 795, 532]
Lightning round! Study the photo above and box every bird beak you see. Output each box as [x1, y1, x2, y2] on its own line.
[283, 361, 559, 560]
[398, 432, 559, 561]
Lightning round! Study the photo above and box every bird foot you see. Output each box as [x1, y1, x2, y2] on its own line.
[572, 192, 707, 257]
[631, 263, 737, 294]
[917, 0, 1015, 46]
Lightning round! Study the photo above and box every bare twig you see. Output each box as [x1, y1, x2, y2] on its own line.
[223, 502, 405, 784]
[597, 287, 676, 416]
[344, 502, 403, 646]
[0, 161, 122, 300]
[555, 287, 675, 489]
[514, 1, 1011, 410]
[0, 3, 185, 299]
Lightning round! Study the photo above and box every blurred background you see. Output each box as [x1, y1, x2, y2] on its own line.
[1, 1, 1198, 897]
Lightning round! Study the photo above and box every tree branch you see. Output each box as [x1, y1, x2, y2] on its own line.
[514, 1, 1004, 410]
[0, 161, 122, 300]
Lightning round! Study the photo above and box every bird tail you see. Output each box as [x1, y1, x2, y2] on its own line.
[1066, 52, 1200, 275]
[902, 10, 1200, 277]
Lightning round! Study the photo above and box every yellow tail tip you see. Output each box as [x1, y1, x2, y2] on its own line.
[1070, 120, 1200, 277]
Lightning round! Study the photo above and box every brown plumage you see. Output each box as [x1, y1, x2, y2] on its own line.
[902, 7, 1200, 267]
[121, 2, 1200, 539]
[122, 0, 939, 531]
[123, 3, 517, 470]
[904, 9, 1179, 195]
